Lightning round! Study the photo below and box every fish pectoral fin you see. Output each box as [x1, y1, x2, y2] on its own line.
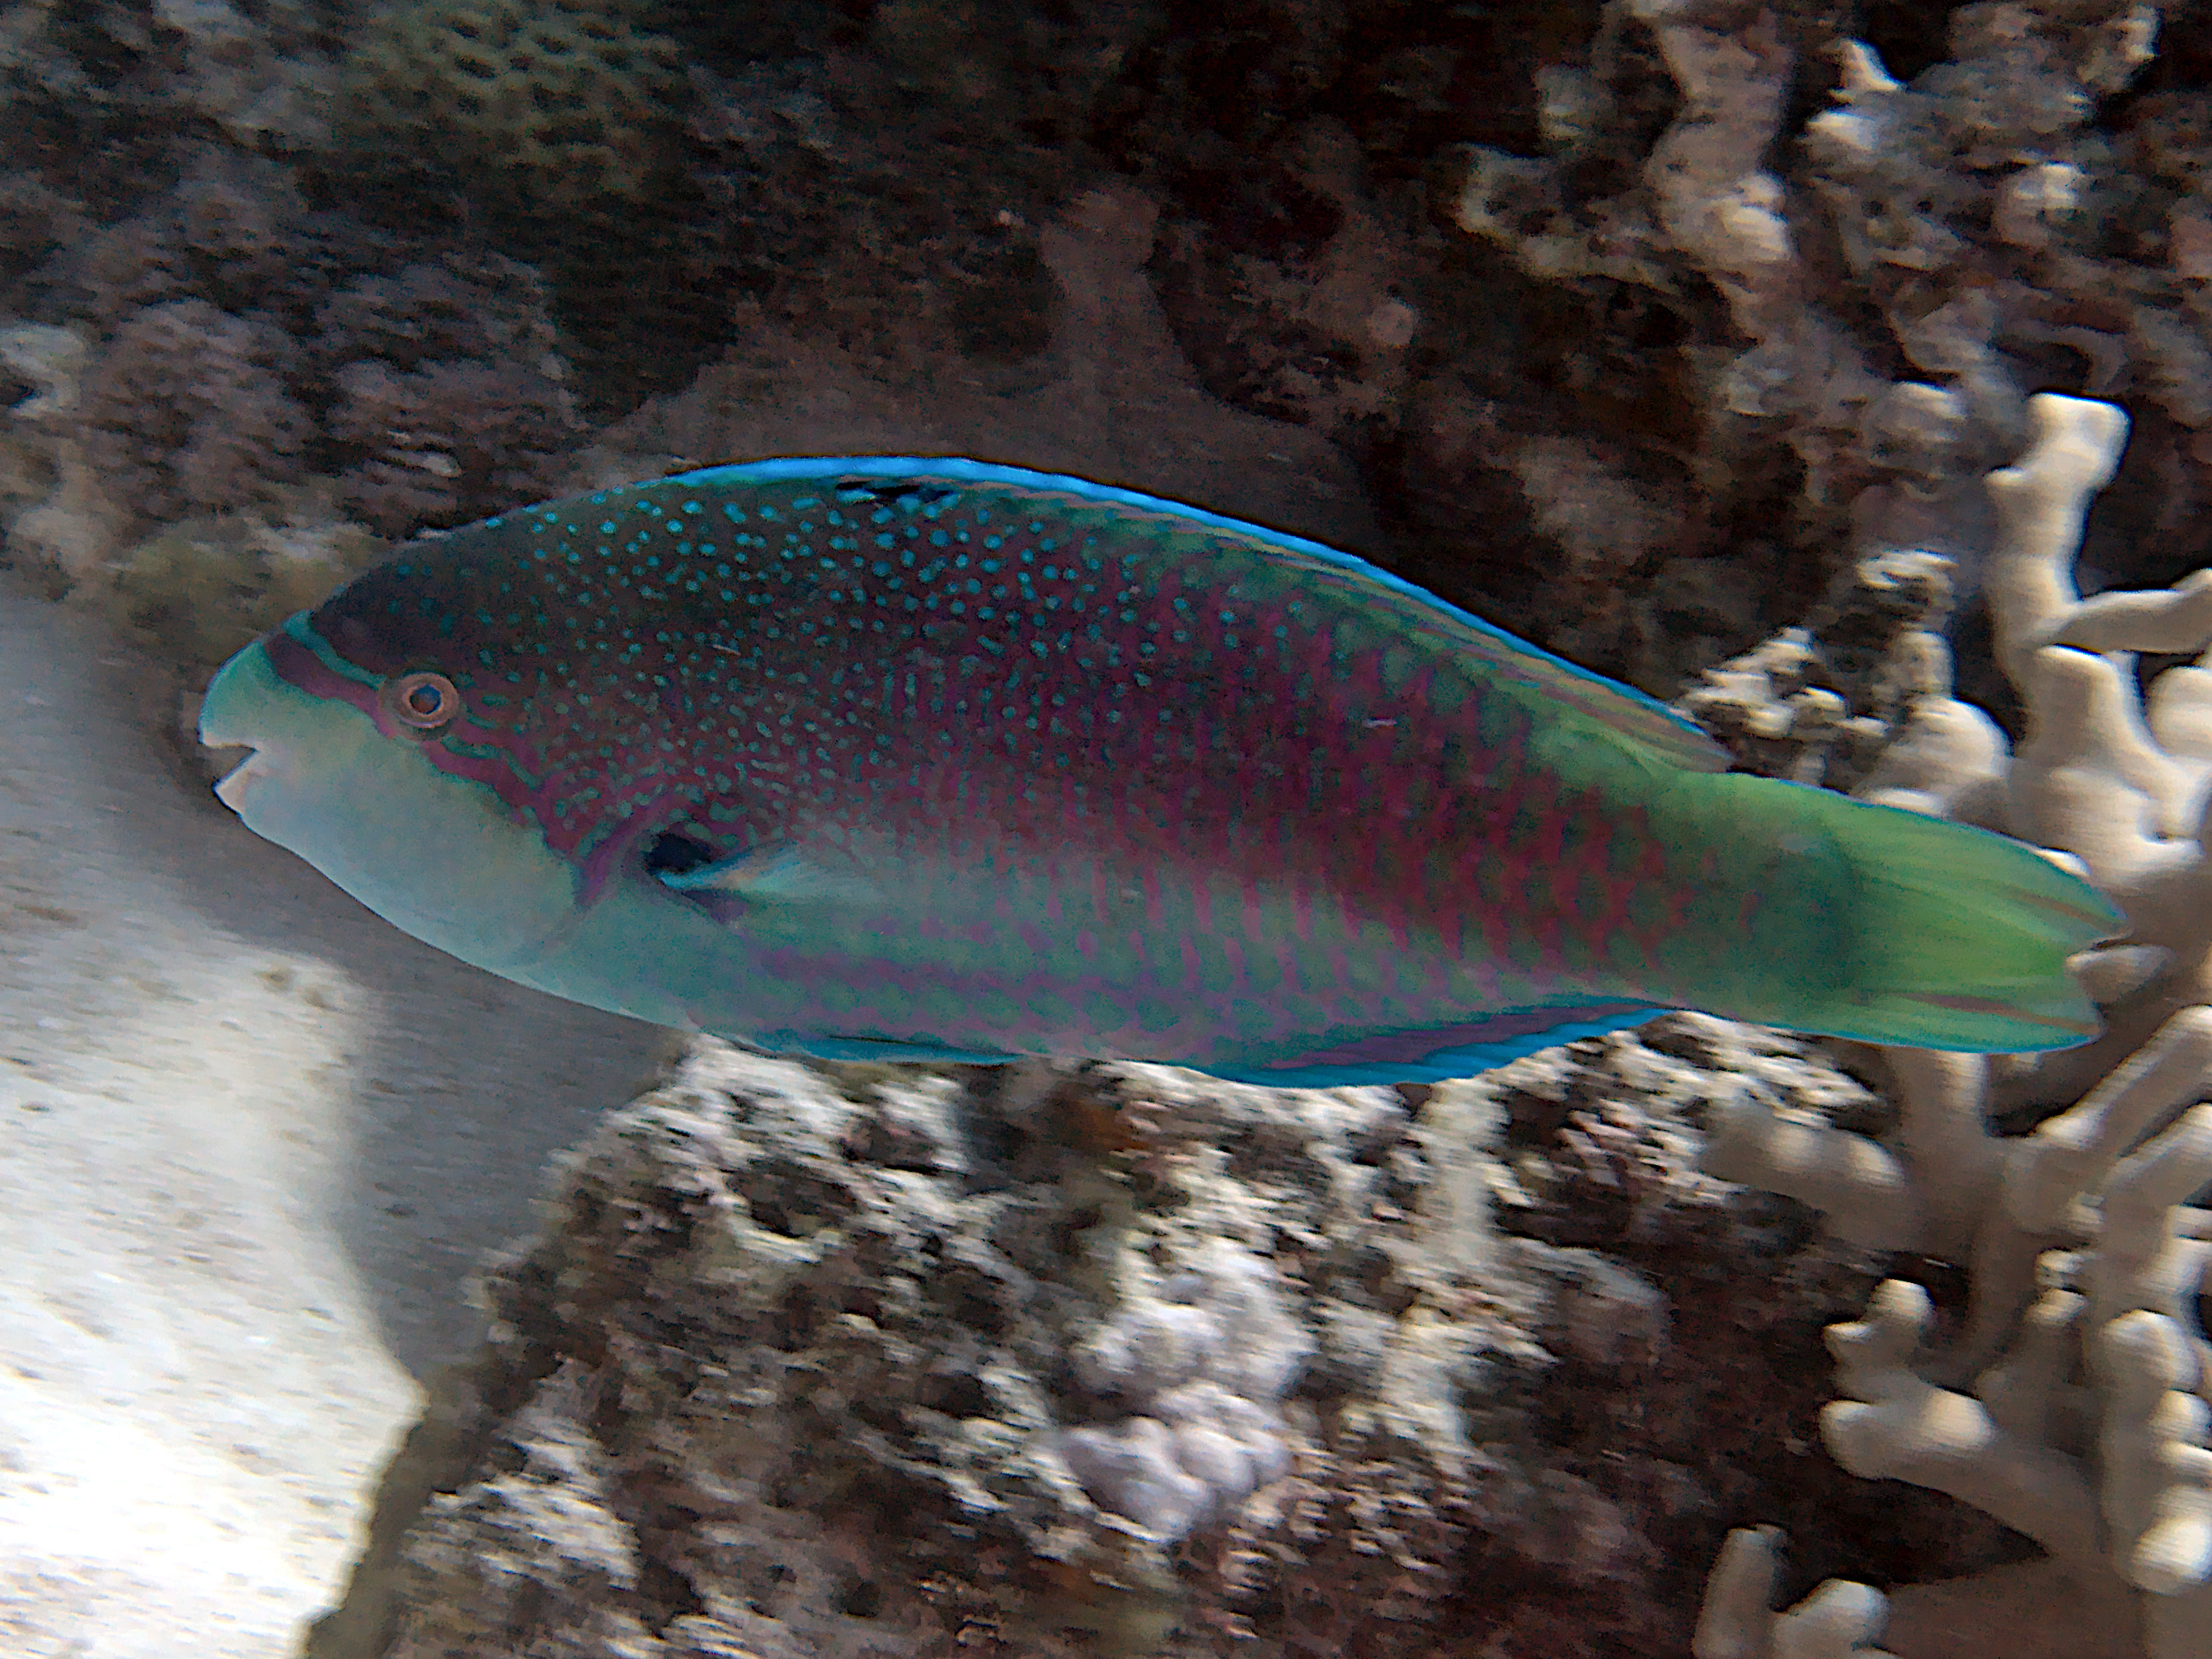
[655, 845, 881, 905]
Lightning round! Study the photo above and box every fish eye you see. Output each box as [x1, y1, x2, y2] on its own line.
[386, 670, 462, 731]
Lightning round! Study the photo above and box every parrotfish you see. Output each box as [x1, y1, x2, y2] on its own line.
[199, 458, 2122, 1086]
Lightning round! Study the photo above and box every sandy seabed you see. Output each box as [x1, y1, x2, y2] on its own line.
[0, 579, 663, 1657]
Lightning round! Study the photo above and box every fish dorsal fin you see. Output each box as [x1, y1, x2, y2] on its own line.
[1426, 616, 1730, 771]
[673, 455, 1731, 774]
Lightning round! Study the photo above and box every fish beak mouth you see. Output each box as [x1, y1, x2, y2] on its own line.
[199, 642, 284, 814]
[211, 745, 265, 811]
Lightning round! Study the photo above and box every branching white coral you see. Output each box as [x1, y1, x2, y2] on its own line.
[1699, 394, 2212, 1659]
[1693, 1526, 1897, 1659]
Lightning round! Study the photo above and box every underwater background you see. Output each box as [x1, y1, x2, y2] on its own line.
[2, 1, 2210, 1656]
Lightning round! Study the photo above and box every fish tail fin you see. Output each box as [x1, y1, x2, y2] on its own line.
[1693, 776, 2125, 1052]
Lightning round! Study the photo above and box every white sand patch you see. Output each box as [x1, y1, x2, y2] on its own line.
[0, 580, 662, 1656]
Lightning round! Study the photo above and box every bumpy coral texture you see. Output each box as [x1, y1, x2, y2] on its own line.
[61, 153, 380, 333]
[0, 0, 336, 184]
[327, 358, 580, 536]
[30, 145, 587, 595]
[0, 322, 120, 585]
[1054, 1238, 1308, 1542]
[30, 145, 587, 580]
[340, 0, 685, 204]
[305, 1026, 2020, 1659]
[106, 515, 385, 674]
[1679, 548, 1960, 791]
[1092, 0, 2210, 702]
[81, 299, 310, 524]
[314, 261, 542, 370]
[315, 255, 581, 534]
[1698, 397, 2212, 1659]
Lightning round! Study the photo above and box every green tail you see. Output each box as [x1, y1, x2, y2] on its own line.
[1670, 773, 2125, 1051]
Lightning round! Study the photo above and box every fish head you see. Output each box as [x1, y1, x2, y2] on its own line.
[197, 550, 605, 979]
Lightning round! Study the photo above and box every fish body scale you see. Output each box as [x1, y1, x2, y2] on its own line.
[212, 457, 2119, 1080]
[271, 467, 1703, 1068]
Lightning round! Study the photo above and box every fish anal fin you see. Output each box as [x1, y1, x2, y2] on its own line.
[741, 1031, 1020, 1066]
[1203, 1003, 1667, 1088]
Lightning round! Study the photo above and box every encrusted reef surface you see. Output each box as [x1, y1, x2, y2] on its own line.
[7, 1, 2212, 1654]
[300, 397, 2212, 1659]
[306, 1035, 2014, 1659]
[11, 0, 2212, 698]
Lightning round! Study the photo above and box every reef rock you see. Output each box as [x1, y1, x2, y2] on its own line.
[310, 1027, 2011, 1658]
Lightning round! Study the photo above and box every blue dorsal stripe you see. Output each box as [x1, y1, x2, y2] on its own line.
[673, 456, 1727, 771]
